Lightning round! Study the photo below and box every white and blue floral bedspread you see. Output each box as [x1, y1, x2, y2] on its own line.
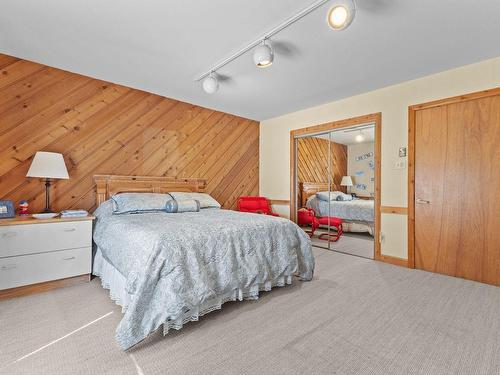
[306, 196, 374, 222]
[93, 201, 314, 349]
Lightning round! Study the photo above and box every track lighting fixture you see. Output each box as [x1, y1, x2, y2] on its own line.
[355, 130, 365, 143]
[327, 0, 356, 30]
[253, 40, 274, 68]
[196, 0, 357, 93]
[202, 72, 219, 94]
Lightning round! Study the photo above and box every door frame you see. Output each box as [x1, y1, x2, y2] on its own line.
[407, 87, 500, 268]
[290, 112, 382, 261]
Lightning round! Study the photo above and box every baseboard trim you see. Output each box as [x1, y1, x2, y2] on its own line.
[269, 199, 290, 205]
[0, 274, 91, 300]
[378, 255, 408, 267]
[380, 206, 408, 215]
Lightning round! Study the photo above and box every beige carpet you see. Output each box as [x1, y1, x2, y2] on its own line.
[2, 248, 500, 375]
[310, 229, 374, 259]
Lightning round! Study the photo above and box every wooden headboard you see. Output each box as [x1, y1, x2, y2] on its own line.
[299, 182, 330, 208]
[94, 175, 207, 206]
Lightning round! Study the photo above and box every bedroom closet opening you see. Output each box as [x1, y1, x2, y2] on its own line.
[293, 121, 378, 260]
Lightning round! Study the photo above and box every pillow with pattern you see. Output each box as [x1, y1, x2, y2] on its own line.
[112, 193, 173, 214]
[169, 192, 221, 209]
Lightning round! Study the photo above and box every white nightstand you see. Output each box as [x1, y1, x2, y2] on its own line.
[0, 215, 94, 299]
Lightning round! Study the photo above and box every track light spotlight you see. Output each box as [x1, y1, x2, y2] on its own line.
[355, 130, 365, 143]
[202, 72, 219, 94]
[327, 0, 356, 30]
[253, 40, 274, 68]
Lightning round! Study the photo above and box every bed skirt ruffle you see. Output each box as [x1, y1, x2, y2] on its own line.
[93, 249, 132, 312]
[93, 247, 294, 337]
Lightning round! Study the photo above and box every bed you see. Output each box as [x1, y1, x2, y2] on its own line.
[92, 175, 314, 350]
[299, 182, 374, 235]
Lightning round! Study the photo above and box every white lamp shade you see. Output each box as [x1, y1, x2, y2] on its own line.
[26, 152, 69, 179]
[340, 176, 353, 186]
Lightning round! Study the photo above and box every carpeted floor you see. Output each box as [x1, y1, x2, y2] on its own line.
[2, 247, 500, 375]
[310, 229, 374, 259]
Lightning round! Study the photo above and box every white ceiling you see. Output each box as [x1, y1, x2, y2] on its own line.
[313, 124, 375, 145]
[1, 0, 500, 121]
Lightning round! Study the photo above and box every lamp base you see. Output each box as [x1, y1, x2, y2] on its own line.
[44, 179, 52, 213]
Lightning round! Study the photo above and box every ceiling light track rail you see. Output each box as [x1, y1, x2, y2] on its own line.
[194, 0, 330, 82]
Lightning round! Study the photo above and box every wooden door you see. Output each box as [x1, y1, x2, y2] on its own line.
[414, 93, 500, 285]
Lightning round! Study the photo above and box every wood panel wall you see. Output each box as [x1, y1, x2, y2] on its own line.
[0, 54, 259, 213]
[297, 137, 347, 192]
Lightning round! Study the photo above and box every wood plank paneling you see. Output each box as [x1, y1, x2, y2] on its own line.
[0, 54, 259, 213]
[297, 137, 347, 192]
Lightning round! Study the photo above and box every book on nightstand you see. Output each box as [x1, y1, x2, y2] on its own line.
[60, 209, 89, 218]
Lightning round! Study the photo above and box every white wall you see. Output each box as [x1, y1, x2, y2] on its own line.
[347, 142, 375, 198]
[260, 56, 500, 259]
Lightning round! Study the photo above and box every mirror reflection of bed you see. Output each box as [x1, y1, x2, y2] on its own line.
[296, 124, 375, 259]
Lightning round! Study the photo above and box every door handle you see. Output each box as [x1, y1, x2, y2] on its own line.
[63, 256, 76, 261]
[416, 198, 431, 204]
[63, 228, 76, 232]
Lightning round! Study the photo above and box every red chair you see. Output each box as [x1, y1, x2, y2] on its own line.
[317, 216, 343, 242]
[297, 208, 343, 241]
[297, 208, 319, 237]
[237, 197, 279, 216]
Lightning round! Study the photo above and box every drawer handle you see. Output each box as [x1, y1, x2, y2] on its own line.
[2, 232, 17, 238]
[63, 256, 76, 261]
[63, 228, 76, 232]
[1, 264, 17, 270]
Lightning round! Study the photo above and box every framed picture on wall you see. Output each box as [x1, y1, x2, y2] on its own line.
[0, 200, 15, 219]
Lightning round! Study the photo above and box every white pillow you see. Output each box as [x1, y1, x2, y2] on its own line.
[169, 192, 221, 209]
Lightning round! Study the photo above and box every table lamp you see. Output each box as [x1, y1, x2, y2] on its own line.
[340, 176, 353, 194]
[26, 152, 69, 213]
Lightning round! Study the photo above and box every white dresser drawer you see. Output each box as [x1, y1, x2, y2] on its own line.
[0, 220, 92, 258]
[0, 247, 91, 290]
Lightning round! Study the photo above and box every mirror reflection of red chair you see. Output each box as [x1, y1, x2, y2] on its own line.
[297, 208, 319, 237]
[237, 196, 280, 216]
[297, 208, 343, 242]
[317, 216, 343, 242]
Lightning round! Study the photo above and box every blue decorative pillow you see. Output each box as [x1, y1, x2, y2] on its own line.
[336, 193, 353, 201]
[112, 193, 173, 214]
[316, 191, 342, 201]
[165, 199, 200, 213]
[169, 192, 221, 209]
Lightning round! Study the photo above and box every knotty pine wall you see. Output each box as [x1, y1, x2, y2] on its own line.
[0, 54, 259, 213]
[297, 137, 347, 192]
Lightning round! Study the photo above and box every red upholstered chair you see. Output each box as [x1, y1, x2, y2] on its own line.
[237, 197, 279, 216]
[297, 208, 319, 237]
[317, 216, 343, 242]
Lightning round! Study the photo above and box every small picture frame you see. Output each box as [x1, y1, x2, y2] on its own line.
[0, 200, 15, 219]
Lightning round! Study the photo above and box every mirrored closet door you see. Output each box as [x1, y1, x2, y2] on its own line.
[295, 123, 376, 259]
